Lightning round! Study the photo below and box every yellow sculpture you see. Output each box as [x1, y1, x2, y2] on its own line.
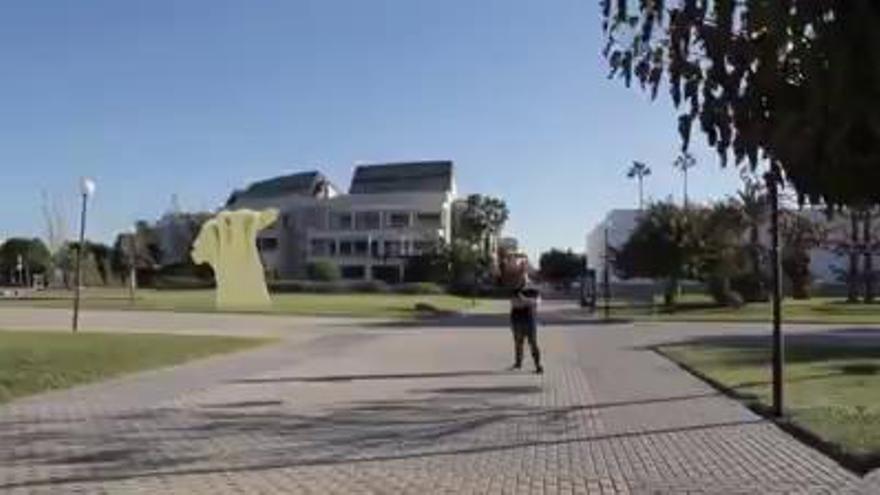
[191, 208, 279, 310]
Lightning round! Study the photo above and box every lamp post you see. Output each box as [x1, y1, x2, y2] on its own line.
[72, 177, 95, 333]
[127, 227, 137, 305]
[603, 221, 613, 321]
[765, 165, 784, 417]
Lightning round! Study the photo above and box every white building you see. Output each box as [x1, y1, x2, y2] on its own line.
[585, 209, 643, 282]
[226, 161, 456, 282]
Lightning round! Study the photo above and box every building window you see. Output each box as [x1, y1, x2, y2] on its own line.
[257, 237, 279, 251]
[341, 265, 366, 280]
[412, 240, 433, 254]
[331, 212, 353, 230]
[310, 239, 335, 257]
[383, 240, 402, 257]
[417, 212, 442, 228]
[355, 211, 381, 230]
[370, 240, 380, 258]
[353, 240, 369, 256]
[372, 265, 401, 284]
[339, 241, 353, 256]
[386, 212, 411, 228]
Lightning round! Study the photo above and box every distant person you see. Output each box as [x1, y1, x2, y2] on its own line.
[509, 275, 543, 374]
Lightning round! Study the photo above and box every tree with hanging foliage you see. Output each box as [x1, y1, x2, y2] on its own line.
[602, 0, 880, 207]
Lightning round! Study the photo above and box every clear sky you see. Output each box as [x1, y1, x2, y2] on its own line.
[0, 0, 744, 260]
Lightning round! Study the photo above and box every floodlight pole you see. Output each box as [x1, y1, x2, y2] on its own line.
[766, 164, 784, 417]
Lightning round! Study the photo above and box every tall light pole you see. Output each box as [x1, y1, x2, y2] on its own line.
[72, 177, 95, 333]
[127, 227, 137, 305]
[673, 153, 697, 207]
[765, 164, 784, 417]
[627, 161, 651, 210]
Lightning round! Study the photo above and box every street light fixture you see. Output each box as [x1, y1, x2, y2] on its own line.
[72, 177, 95, 333]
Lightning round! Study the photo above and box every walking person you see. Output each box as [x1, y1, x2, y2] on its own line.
[509, 274, 543, 374]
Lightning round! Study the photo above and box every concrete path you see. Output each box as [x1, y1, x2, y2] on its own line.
[0, 307, 877, 493]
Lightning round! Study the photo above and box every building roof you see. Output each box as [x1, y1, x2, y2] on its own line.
[226, 171, 333, 206]
[349, 161, 453, 195]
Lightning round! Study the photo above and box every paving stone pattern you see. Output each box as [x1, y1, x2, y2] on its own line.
[0, 310, 875, 494]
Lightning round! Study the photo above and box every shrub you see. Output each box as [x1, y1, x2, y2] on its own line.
[348, 280, 391, 293]
[154, 276, 215, 290]
[393, 282, 445, 295]
[307, 261, 341, 282]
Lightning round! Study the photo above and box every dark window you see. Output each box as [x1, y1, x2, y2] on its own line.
[372, 265, 401, 284]
[355, 211, 381, 230]
[370, 240, 380, 257]
[341, 265, 366, 280]
[412, 240, 433, 254]
[387, 212, 411, 228]
[353, 240, 368, 255]
[310, 239, 334, 256]
[383, 240, 402, 257]
[339, 241, 353, 256]
[331, 212, 352, 230]
[417, 212, 441, 228]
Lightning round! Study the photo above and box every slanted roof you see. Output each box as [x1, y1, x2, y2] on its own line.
[226, 171, 331, 206]
[349, 161, 453, 195]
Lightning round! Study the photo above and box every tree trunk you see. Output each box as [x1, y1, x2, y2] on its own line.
[848, 211, 861, 303]
[865, 210, 875, 303]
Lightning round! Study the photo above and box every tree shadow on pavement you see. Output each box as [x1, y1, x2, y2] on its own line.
[0, 381, 758, 491]
[229, 369, 510, 384]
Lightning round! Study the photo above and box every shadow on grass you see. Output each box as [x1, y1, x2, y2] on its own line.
[653, 331, 880, 474]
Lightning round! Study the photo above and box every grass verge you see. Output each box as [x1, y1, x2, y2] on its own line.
[0, 330, 268, 404]
[0, 288, 477, 318]
[657, 340, 880, 473]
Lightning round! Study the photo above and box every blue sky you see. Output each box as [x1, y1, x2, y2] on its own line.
[0, 0, 744, 260]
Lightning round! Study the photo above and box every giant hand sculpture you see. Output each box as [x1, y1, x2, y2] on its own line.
[191, 209, 279, 310]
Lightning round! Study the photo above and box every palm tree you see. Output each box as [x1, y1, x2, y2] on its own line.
[673, 152, 697, 207]
[626, 161, 651, 210]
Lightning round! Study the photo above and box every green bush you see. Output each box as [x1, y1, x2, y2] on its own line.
[349, 280, 391, 293]
[269, 280, 391, 294]
[307, 261, 341, 282]
[154, 276, 215, 290]
[393, 282, 446, 295]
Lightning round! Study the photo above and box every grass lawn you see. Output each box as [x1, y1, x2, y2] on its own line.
[659, 340, 880, 470]
[0, 288, 477, 318]
[610, 295, 880, 324]
[0, 330, 267, 404]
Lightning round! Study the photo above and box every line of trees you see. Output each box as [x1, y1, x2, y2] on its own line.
[614, 185, 819, 306]
[615, 181, 880, 307]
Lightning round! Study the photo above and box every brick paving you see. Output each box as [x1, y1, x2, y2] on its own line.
[0, 308, 876, 493]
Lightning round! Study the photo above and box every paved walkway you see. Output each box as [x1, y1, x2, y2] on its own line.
[0, 308, 877, 493]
